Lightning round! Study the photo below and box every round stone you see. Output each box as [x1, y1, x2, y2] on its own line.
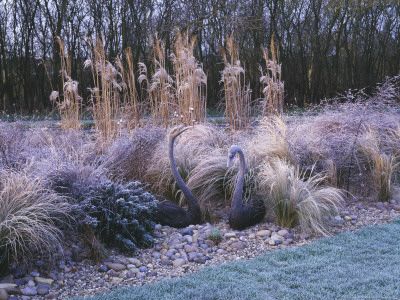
[127, 258, 141, 267]
[138, 266, 148, 272]
[34, 277, 54, 285]
[277, 229, 289, 237]
[106, 263, 126, 271]
[194, 257, 207, 264]
[271, 234, 284, 242]
[284, 233, 294, 239]
[256, 230, 271, 237]
[224, 232, 237, 238]
[393, 205, 400, 211]
[204, 240, 215, 247]
[181, 228, 194, 236]
[111, 277, 123, 284]
[184, 245, 197, 253]
[268, 239, 276, 246]
[184, 235, 193, 243]
[230, 241, 246, 249]
[128, 267, 139, 274]
[107, 270, 119, 277]
[300, 233, 310, 240]
[44, 292, 58, 299]
[188, 252, 198, 262]
[37, 287, 49, 295]
[160, 259, 173, 266]
[172, 258, 186, 267]
[21, 287, 37, 296]
[0, 289, 7, 300]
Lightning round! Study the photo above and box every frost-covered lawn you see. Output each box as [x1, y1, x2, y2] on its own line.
[81, 219, 400, 300]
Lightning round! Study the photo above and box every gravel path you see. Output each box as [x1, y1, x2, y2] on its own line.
[1, 199, 400, 300]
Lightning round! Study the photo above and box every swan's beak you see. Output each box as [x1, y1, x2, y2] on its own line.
[176, 126, 191, 137]
[227, 158, 233, 168]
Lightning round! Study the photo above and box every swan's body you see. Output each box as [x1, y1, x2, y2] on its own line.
[227, 145, 265, 230]
[155, 126, 201, 227]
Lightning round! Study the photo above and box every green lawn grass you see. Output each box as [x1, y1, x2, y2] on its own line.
[80, 219, 400, 300]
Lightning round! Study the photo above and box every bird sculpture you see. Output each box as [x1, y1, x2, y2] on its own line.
[227, 145, 265, 230]
[155, 125, 201, 227]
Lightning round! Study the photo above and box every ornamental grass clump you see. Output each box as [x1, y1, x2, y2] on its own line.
[0, 171, 69, 268]
[259, 159, 344, 235]
[358, 128, 399, 202]
[104, 125, 165, 182]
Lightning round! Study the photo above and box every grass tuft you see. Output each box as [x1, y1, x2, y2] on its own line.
[259, 158, 344, 235]
[0, 170, 69, 268]
[359, 128, 399, 202]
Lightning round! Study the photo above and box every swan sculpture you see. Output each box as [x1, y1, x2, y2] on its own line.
[227, 145, 265, 230]
[155, 126, 201, 227]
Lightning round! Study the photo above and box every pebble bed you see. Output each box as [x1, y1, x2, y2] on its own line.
[1, 199, 400, 300]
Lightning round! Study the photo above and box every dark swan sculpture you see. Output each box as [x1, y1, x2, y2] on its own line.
[227, 145, 265, 230]
[155, 125, 201, 228]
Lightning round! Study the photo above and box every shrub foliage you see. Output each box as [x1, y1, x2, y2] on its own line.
[73, 181, 158, 253]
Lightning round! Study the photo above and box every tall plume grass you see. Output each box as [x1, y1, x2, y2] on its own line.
[259, 159, 344, 235]
[171, 29, 207, 126]
[148, 36, 175, 126]
[221, 33, 251, 130]
[51, 37, 82, 130]
[84, 37, 124, 141]
[259, 37, 284, 116]
[358, 128, 399, 202]
[0, 170, 70, 268]
[115, 48, 141, 130]
[141, 30, 207, 127]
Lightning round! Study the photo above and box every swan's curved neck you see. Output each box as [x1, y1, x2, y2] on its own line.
[169, 135, 199, 211]
[232, 148, 245, 209]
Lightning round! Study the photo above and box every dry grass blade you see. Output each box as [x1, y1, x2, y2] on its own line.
[0, 171, 70, 267]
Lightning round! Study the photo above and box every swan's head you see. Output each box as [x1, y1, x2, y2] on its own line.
[227, 145, 241, 167]
[169, 125, 190, 140]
